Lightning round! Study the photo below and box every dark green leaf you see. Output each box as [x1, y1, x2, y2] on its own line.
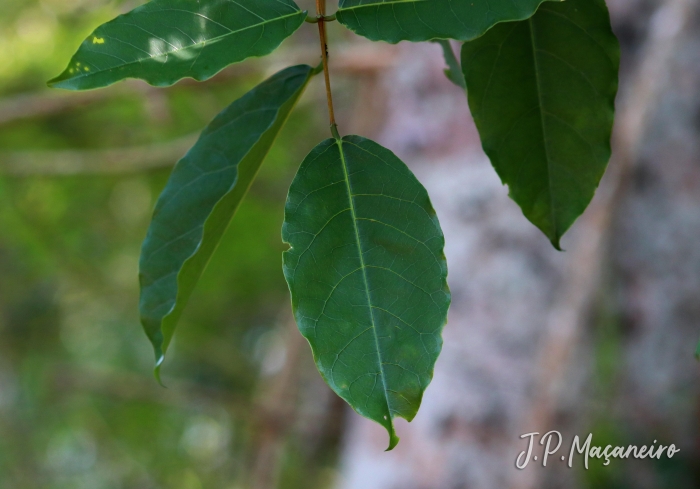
[283, 136, 450, 450]
[336, 0, 555, 44]
[48, 0, 306, 90]
[461, 0, 619, 248]
[139, 64, 316, 375]
[434, 40, 465, 89]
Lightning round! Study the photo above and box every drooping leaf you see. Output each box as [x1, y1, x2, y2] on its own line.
[461, 0, 619, 248]
[283, 136, 450, 450]
[139, 64, 316, 375]
[48, 0, 306, 90]
[434, 40, 465, 89]
[336, 0, 555, 44]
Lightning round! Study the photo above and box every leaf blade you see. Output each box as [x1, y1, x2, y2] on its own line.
[283, 136, 450, 450]
[461, 0, 620, 247]
[336, 0, 555, 44]
[48, 0, 306, 90]
[139, 64, 315, 372]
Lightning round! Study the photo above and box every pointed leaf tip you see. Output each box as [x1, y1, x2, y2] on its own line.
[385, 427, 400, 451]
[551, 237, 563, 252]
[154, 364, 167, 388]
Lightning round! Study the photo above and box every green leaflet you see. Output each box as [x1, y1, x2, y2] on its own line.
[139, 64, 316, 376]
[461, 0, 620, 248]
[283, 136, 450, 450]
[336, 0, 555, 44]
[434, 40, 465, 89]
[48, 0, 306, 90]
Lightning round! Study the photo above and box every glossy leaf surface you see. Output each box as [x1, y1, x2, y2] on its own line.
[283, 136, 450, 449]
[139, 65, 315, 373]
[49, 0, 306, 90]
[336, 0, 554, 44]
[461, 0, 619, 248]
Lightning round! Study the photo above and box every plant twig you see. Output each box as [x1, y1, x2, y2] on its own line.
[0, 135, 197, 176]
[50, 363, 254, 419]
[305, 13, 336, 23]
[247, 312, 308, 489]
[316, 0, 339, 138]
[0, 44, 391, 129]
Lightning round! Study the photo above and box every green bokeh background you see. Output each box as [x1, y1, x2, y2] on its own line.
[0, 0, 339, 487]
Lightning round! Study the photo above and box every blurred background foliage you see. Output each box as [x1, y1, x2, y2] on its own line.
[3, 0, 700, 488]
[0, 0, 342, 487]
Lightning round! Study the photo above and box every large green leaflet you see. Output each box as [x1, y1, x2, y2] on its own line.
[336, 0, 555, 44]
[461, 0, 619, 248]
[283, 136, 450, 449]
[139, 64, 316, 374]
[48, 0, 306, 90]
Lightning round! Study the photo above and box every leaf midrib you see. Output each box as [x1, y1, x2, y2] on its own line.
[528, 16, 558, 240]
[62, 10, 303, 81]
[336, 138, 394, 418]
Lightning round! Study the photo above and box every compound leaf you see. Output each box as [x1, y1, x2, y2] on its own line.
[283, 136, 450, 450]
[336, 0, 556, 44]
[49, 0, 306, 90]
[461, 0, 619, 248]
[139, 64, 316, 375]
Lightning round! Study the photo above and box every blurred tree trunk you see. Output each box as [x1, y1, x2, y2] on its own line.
[604, 0, 700, 486]
[332, 0, 700, 487]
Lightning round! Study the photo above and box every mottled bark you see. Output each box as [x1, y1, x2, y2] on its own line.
[334, 0, 700, 487]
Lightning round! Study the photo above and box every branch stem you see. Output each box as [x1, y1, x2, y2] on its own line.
[305, 13, 336, 23]
[316, 0, 338, 138]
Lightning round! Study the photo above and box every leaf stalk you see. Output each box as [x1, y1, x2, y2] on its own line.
[316, 0, 338, 138]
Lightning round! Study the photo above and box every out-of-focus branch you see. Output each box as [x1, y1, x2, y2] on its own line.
[0, 89, 122, 126]
[0, 44, 397, 127]
[0, 64, 257, 126]
[0, 135, 197, 176]
[51, 363, 255, 420]
[247, 312, 308, 489]
[0, 44, 399, 178]
[509, 0, 695, 487]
